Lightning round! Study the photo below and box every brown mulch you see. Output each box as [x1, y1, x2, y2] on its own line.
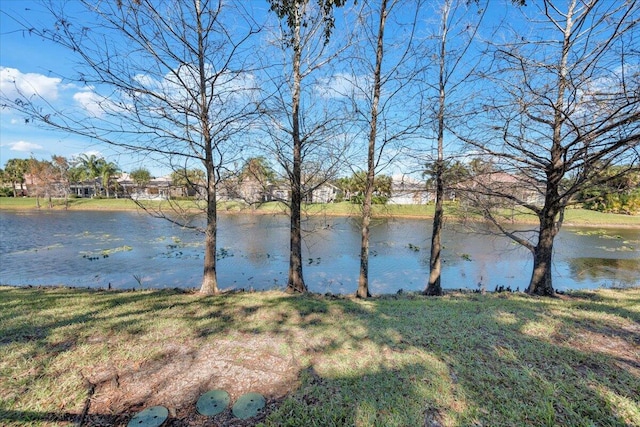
[78, 334, 301, 426]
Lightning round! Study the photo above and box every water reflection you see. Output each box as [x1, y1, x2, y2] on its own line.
[567, 258, 640, 287]
[0, 211, 637, 293]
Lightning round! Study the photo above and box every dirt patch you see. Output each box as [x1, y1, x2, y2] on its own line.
[569, 328, 640, 377]
[83, 334, 300, 426]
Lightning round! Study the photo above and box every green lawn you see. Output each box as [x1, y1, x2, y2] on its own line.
[1, 286, 638, 426]
[0, 197, 140, 211]
[2, 197, 639, 227]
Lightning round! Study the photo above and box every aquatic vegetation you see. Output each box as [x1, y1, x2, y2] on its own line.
[407, 243, 420, 252]
[75, 231, 123, 242]
[574, 229, 623, 239]
[217, 247, 234, 260]
[80, 245, 133, 260]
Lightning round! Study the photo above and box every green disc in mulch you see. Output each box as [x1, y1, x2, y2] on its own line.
[127, 406, 168, 427]
[232, 392, 266, 419]
[196, 389, 230, 416]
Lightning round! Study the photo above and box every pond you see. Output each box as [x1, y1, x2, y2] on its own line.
[0, 210, 638, 293]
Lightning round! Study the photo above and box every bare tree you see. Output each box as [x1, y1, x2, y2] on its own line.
[51, 155, 71, 208]
[460, 0, 640, 296]
[266, 0, 352, 293]
[422, 0, 494, 296]
[2, 0, 262, 295]
[27, 157, 60, 208]
[351, 0, 426, 298]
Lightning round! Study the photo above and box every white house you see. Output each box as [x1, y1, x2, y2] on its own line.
[388, 175, 431, 205]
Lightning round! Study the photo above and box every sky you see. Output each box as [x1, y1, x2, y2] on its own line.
[0, 1, 130, 171]
[3, 0, 631, 179]
[1, 3, 79, 166]
[0, 0, 495, 178]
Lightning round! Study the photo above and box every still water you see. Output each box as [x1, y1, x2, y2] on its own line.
[0, 210, 638, 293]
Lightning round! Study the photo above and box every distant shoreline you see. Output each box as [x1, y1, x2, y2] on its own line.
[1, 197, 639, 228]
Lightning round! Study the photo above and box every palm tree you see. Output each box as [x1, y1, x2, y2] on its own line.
[4, 158, 29, 197]
[99, 161, 120, 198]
[76, 154, 102, 197]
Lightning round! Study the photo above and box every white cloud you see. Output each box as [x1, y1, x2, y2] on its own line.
[73, 90, 105, 117]
[80, 150, 103, 158]
[10, 141, 44, 152]
[0, 67, 61, 101]
[315, 73, 369, 99]
[133, 74, 159, 88]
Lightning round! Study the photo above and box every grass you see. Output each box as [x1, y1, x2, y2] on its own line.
[1, 286, 638, 426]
[0, 197, 140, 211]
[2, 197, 639, 227]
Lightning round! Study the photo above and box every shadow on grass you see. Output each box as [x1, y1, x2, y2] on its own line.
[0, 287, 160, 347]
[0, 408, 125, 426]
[256, 292, 639, 426]
[1, 286, 638, 426]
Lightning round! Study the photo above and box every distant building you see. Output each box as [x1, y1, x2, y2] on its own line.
[117, 173, 172, 200]
[304, 183, 339, 203]
[388, 175, 431, 205]
[457, 172, 545, 207]
[218, 176, 273, 204]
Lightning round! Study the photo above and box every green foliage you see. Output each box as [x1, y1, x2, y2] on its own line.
[2, 158, 29, 196]
[130, 167, 152, 186]
[268, 0, 352, 45]
[576, 166, 640, 215]
[240, 157, 276, 183]
[348, 194, 388, 205]
[336, 172, 392, 204]
[3, 158, 29, 182]
[424, 159, 471, 189]
[74, 153, 103, 181]
[171, 168, 205, 187]
[593, 191, 640, 215]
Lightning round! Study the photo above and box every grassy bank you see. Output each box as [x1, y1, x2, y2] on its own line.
[1, 286, 638, 426]
[1, 197, 639, 227]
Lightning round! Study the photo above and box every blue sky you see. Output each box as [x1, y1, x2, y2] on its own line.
[0, 0, 183, 175]
[3, 0, 627, 179]
[0, 0, 513, 177]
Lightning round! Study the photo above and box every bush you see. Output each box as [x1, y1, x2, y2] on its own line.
[581, 189, 640, 215]
[0, 187, 14, 197]
[349, 194, 388, 205]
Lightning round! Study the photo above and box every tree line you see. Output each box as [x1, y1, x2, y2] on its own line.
[2, 0, 638, 297]
[0, 154, 118, 201]
[4, 154, 636, 214]
[0, 153, 395, 203]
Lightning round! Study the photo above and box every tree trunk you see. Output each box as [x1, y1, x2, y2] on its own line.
[425, 161, 444, 295]
[200, 175, 219, 295]
[526, 0, 573, 297]
[357, 0, 387, 299]
[288, 182, 306, 292]
[197, 0, 219, 296]
[357, 183, 373, 298]
[286, 7, 307, 293]
[527, 210, 557, 296]
[425, 8, 448, 296]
